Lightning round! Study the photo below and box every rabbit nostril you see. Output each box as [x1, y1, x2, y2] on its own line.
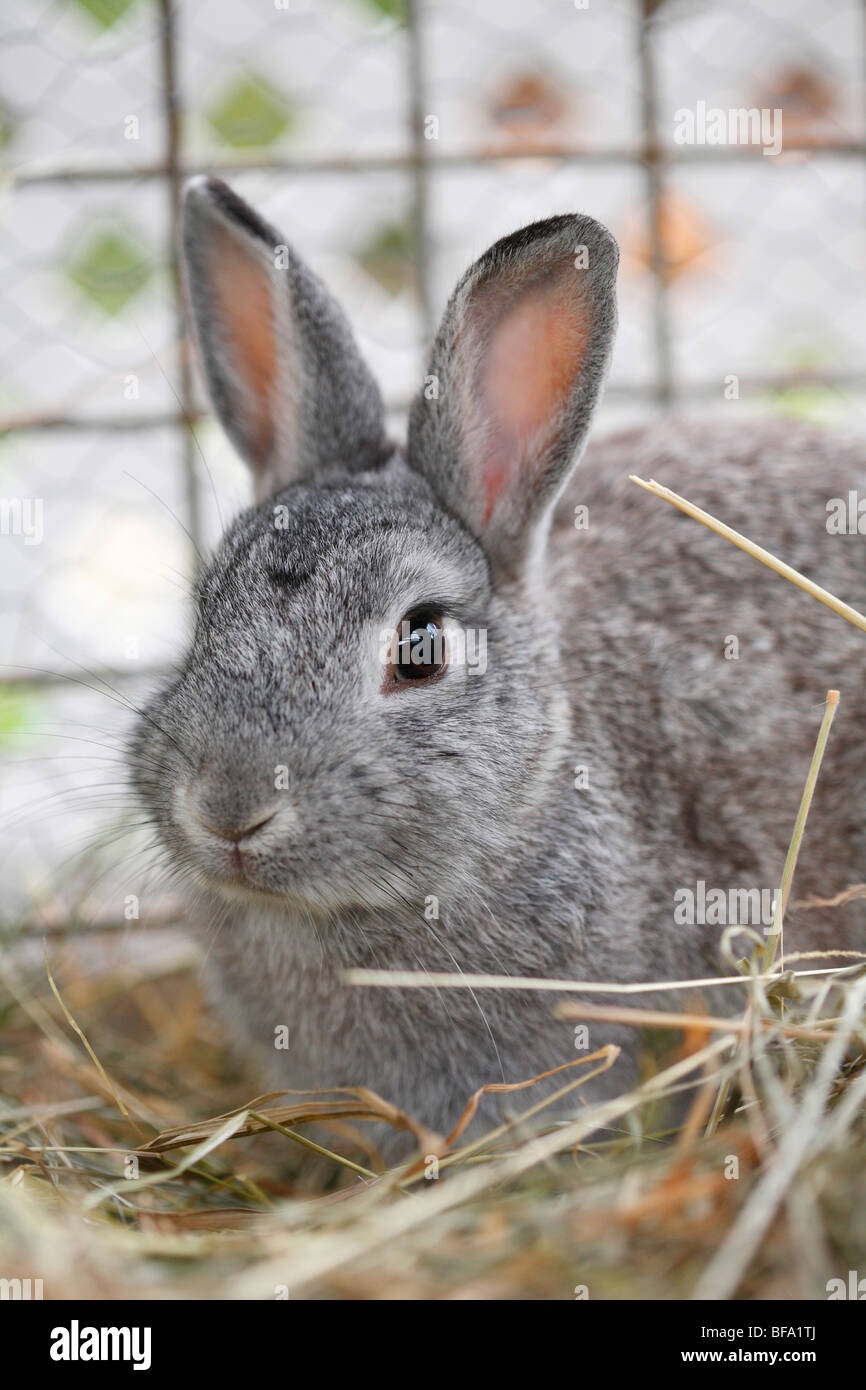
[192, 803, 279, 845]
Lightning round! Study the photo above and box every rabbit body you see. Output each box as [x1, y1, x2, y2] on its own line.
[131, 178, 866, 1142]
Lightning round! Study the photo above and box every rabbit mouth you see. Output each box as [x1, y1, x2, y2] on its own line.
[165, 771, 439, 915]
[185, 836, 422, 917]
[190, 838, 286, 901]
[173, 818, 363, 912]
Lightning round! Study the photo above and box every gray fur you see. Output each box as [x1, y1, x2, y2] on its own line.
[131, 181, 866, 1154]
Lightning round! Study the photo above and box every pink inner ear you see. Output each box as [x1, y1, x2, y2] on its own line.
[479, 281, 587, 526]
[210, 223, 278, 463]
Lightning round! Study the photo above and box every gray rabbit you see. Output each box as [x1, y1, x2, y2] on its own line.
[130, 176, 866, 1149]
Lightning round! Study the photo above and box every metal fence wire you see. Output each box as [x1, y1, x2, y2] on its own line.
[2, 0, 866, 932]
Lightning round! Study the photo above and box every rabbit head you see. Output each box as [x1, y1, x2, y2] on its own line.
[130, 177, 618, 921]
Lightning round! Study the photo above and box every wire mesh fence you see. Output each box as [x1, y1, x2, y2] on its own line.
[2, 0, 866, 936]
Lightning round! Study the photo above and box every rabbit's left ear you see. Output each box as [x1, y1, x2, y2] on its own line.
[182, 177, 389, 500]
[407, 214, 618, 582]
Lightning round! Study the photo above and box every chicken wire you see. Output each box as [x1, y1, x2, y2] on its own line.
[1, 0, 866, 934]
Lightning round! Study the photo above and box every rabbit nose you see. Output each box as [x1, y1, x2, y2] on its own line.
[184, 775, 281, 844]
[195, 804, 279, 844]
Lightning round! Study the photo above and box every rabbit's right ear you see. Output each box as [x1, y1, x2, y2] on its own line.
[407, 214, 618, 584]
[182, 177, 389, 500]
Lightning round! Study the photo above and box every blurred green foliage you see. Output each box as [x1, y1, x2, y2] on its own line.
[70, 0, 141, 30]
[357, 218, 417, 296]
[0, 687, 39, 751]
[760, 344, 842, 424]
[67, 227, 152, 315]
[0, 98, 16, 150]
[356, 0, 407, 21]
[206, 73, 294, 149]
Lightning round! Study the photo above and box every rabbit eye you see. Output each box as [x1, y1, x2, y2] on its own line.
[394, 610, 447, 684]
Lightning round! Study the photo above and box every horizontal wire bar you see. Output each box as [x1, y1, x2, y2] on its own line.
[10, 139, 866, 188]
[0, 910, 185, 940]
[4, 371, 866, 435]
[1, 662, 173, 688]
[0, 409, 204, 434]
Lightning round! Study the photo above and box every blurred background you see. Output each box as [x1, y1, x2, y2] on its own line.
[2, 0, 866, 954]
